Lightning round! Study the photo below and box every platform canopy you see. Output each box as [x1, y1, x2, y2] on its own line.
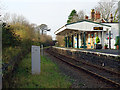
[55, 20, 111, 36]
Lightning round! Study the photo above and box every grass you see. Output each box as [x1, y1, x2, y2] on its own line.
[12, 53, 72, 88]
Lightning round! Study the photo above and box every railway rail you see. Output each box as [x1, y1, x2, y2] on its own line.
[45, 48, 120, 88]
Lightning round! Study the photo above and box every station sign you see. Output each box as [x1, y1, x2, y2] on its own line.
[93, 27, 103, 30]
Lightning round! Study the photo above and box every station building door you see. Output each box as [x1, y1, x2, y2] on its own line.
[86, 32, 98, 49]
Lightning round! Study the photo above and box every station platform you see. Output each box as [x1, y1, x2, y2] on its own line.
[53, 46, 120, 57]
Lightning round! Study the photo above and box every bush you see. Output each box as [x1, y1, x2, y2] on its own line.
[2, 23, 21, 48]
[104, 44, 108, 47]
[2, 47, 21, 64]
[115, 37, 120, 46]
[56, 35, 65, 47]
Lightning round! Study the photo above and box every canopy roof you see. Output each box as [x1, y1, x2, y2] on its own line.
[55, 20, 111, 35]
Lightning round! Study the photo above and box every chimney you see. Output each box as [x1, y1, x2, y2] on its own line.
[85, 15, 88, 20]
[95, 11, 97, 20]
[91, 9, 95, 21]
[110, 14, 113, 22]
[101, 19, 105, 23]
[95, 11, 101, 20]
[98, 11, 100, 19]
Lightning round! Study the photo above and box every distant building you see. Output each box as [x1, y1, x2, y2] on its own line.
[55, 9, 119, 49]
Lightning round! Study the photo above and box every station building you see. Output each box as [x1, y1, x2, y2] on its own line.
[55, 9, 119, 49]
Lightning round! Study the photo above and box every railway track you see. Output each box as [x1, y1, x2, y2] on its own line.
[45, 48, 120, 88]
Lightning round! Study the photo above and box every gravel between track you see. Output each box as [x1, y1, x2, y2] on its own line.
[44, 51, 113, 88]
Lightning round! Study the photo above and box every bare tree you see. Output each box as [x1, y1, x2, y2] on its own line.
[2, 13, 10, 23]
[11, 14, 28, 24]
[78, 10, 85, 20]
[72, 14, 79, 22]
[2, 13, 29, 25]
[94, 0, 118, 20]
[113, 7, 118, 22]
[56, 35, 65, 47]
[0, 1, 4, 18]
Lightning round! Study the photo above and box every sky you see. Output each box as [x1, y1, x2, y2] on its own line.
[1, 0, 105, 40]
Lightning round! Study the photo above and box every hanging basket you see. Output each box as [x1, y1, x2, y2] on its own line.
[108, 37, 112, 39]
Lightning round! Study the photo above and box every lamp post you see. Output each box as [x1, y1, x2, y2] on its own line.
[0, 19, 2, 90]
[118, 1, 120, 51]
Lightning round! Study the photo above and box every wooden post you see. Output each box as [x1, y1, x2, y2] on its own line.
[0, 21, 2, 89]
[41, 44, 43, 56]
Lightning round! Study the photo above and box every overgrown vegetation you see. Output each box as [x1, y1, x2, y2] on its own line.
[55, 35, 65, 47]
[12, 53, 71, 88]
[2, 23, 20, 48]
[2, 13, 54, 85]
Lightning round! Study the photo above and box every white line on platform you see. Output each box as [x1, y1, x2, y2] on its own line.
[53, 46, 120, 57]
